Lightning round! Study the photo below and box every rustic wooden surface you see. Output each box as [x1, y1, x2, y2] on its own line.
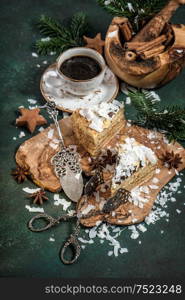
[16, 117, 185, 227]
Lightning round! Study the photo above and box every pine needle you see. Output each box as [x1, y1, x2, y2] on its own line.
[36, 12, 88, 55]
[128, 90, 185, 141]
[97, 0, 168, 30]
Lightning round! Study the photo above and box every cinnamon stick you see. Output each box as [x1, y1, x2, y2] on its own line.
[140, 45, 165, 60]
[125, 35, 167, 52]
[120, 22, 133, 42]
[164, 30, 174, 46]
[131, 0, 185, 43]
[111, 16, 134, 42]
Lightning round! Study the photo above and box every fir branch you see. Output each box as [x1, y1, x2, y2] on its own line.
[128, 90, 185, 141]
[36, 12, 88, 55]
[97, 0, 168, 30]
[36, 38, 71, 56]
[70, 12, 88, 44]
[38, 15, 67, 38]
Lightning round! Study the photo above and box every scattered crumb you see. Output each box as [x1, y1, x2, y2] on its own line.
[137, 224, 147, 233]
[152, 177, 159, 184]
[67, 210, 76, 217]
[125, 97, 131, 104]
[53, 194, 71, 210]
[49, 142, 58, 150]
[130, 231, 139, 239]
[29, 105, 38, 110]
[27, 99, 37, 104]
[176, 209, 181, 214]
[23, 187, 41, 194]
[171, 197, 176, 202]
[32, 52, 38, 58]
[41, 37, 50, 42]
[49, 237, 55, 242]
[38, 126, 44, 132]
[132, 218, 138, 223]
[149, 185, 158, 190]
[63, 112, 70, 119]
[25, 205, 44, 213]
[78, 237, 94, 244]
[19, 131, 25, 138]
[47, 128, 54, 139]
[120, 248, 128, 254]
[128, 226, 140, 239]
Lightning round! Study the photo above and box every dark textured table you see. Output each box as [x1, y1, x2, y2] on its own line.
[0, 0, 185, 279]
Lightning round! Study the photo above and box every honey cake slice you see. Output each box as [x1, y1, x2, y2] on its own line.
[72, 100, 125, 156]
[111, 137, 158, 194]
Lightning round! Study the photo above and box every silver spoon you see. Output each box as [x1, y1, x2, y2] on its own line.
[45, 101, 83, 202]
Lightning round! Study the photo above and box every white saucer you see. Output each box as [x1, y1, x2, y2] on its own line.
[40, 63, 119, 112]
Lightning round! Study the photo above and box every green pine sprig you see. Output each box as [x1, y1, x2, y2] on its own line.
[128, 90, 185, 141]
[36, 12, 89, 55]
[97, 0, 168, 30]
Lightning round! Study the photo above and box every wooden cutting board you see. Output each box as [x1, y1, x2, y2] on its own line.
[16, 117, 185, 226]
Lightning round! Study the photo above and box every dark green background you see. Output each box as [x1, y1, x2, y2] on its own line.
[0, 0, 185, 278]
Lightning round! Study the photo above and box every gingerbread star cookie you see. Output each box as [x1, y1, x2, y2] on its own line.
[83, 33, 105, 54]
[16, 108, 47, 133]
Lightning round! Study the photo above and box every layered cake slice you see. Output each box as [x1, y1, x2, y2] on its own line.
[72, 100, 125, 156]
[111, 137, 158, 194]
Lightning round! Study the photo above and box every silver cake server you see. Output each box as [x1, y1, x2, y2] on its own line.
[45, 101, 83, 202]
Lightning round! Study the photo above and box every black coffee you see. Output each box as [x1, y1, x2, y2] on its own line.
[60, 55, 102, 80]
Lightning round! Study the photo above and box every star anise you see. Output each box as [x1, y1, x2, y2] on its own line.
[91, 149, 117, 170]
[28, 189, 49, 205]
[160, 151, 182, 169]
[11, 165, 30, 183]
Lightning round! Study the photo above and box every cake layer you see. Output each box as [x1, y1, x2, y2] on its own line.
[73, 112, 125, 155]
[111, 137, 158, 193]
[72, 101, 125, 156]
[111, 164, 157, 195]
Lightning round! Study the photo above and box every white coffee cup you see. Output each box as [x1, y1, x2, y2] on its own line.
[56, 47, 106, 96]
